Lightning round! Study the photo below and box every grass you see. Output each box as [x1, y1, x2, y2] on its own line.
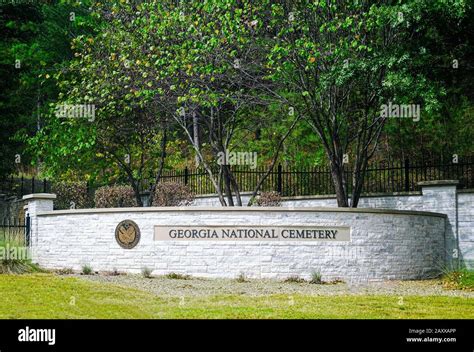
[0, 274, 472, 319]
[81, 264, 93, 275]
[310, 270, 322, 284]
[0, 240, 42, 274]
[0, 259, 41, 274]
[442, 269, 474, 291]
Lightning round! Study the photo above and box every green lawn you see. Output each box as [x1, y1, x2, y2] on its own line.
[442, 269, 474, 291]
[0, 274, 473, 319]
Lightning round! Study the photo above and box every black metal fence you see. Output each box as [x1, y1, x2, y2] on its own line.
[0, 215, 30, 246]
[1, 157, 473, 198]
[155, 157, 474, 196]
[0, 176, 50, 199]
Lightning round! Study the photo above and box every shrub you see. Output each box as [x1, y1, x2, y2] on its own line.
[104, 268, 121, 276]
[0, 241, 41, 274]
[310, 270, 323, 284]
[441, 269, 474, 291]
[283, 275, 306, 283]
[251, 191, 282, 207]
[0, 259, 41, 274]
[81, 264, 93, 275]
[152, 182, 194, 206]
[94, 185, 138, 208]
[141, 267, 153, 279]
[52, 181, 92, 210]
[165, 272, 191, 280]
[236, 272, 248, 283]
[56, 268, 74, 275]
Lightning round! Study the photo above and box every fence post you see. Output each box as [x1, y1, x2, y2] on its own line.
[43, 179, 47, 193]
[22, 193, 56, 250]
[25, 213, 30, 247]
[404, 159, 410, 192]
[184, 167, 189, 185]
[277, 163, 282, 194]
[32, 177, 35, 194]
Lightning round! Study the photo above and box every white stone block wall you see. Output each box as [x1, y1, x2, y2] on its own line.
[29, 206, 445, 282]
[419, 181, 459, 269]
[22, 193, 56, 249]
[195, 184, 474, 269]
[282, 194, 423, 209]
[24, 179, 474, 280]
[458, 191, 474, 268]
[194, 193, 424, 209]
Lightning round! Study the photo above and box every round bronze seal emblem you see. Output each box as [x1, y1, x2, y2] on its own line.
[115, 220, 140, 249]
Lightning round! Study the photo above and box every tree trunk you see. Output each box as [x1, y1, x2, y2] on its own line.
[109, 151, 144, 207]
[192, 110, 200, 167]
[229, 171, 242, 206]
[349, 154, 368, 208]
[129, 178, 143, 207]
[222, 165, 234, 206]
[247, 114, 301, 205]
[329, 159, 349, 207]
[147, 128, 168, 206]
[350, 171, 363, 208]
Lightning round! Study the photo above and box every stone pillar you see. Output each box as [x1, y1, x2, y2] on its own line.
[418, 180, 458, 270]
[22, 193, 56, 247]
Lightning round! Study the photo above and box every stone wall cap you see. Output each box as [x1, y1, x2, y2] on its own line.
[195, 192, 253, 199]
[22, 193, 57, 201]
[282, 191, 421, 200]
[417, 180, 459, 187]
[195, 191, 422, 201]
[37, 206, 447, 218]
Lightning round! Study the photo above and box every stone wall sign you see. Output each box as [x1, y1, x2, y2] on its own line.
[154, 225, 350, 241]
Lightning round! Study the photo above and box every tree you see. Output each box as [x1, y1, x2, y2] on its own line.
[380, 1, 474, 162]
[265, 0, 469, 207]
[29, 1, 170, 206]
[158, 1, 301, 206]
[1, 1, 94, 179]
[88, 0, 300, 206]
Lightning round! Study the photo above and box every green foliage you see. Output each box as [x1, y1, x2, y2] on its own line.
[264, 0, 472, 205]
[8, 0, 472, 200]
[379, 0, 474, 160]
[0, 259, 41, 274]
[0, 1, 96, 178]
[94, 185, 137, 208]
[165, 272, 191, 280]
[283, 275, 306, 283]
[0, 240, 40, 274]
[442, 269, 474, 291]
[81, 264, 93, 275]
[310, 270, 323, 285]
